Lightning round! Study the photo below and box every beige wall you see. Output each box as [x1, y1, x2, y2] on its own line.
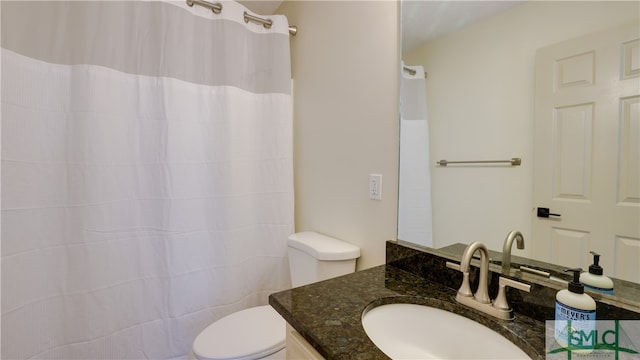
[403, 1, 639, 255]
[277, 1, 400, 269]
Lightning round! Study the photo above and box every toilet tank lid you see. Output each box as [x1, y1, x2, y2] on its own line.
[287, 231, 360, 261]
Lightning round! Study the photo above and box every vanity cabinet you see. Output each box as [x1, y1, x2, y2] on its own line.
[286, 324, 325, 360]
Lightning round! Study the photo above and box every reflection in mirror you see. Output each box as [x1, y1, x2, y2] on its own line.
[398, 1, 640, 306]
[398, 62, 432, 247]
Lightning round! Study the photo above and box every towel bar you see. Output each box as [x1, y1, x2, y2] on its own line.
[436, 158, 521, 166]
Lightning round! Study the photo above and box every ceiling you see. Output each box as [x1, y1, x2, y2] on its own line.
[238, 1, 525, 52]
[402, 1, 525, 52]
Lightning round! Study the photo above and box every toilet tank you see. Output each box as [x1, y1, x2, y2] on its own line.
[287, 232, 361, 287]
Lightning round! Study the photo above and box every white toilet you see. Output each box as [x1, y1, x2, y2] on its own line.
[191, 231, 361, 360]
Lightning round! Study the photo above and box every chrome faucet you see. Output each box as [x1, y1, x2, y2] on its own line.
[502, 230, 525, 275]
[446, 241, 531, 320]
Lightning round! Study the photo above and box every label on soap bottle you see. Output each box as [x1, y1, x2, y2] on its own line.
[584, 283, 614, 295]
[554, 301, 596, 350]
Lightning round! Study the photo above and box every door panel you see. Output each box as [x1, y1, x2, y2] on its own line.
[533, 22, 640, 282]
[550, 228, 589, 268]
[619, 96, 640, 204]
[553, 103, 593, 201]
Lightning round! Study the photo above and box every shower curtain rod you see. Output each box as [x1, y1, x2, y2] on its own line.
[186, 0, 298, 36]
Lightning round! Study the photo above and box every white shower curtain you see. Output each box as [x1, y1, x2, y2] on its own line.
[1, 1, 293, 358]
[398, 63, 433, 247]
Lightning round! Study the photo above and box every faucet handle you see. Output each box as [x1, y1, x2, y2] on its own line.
[499, 276, 531, 293]
[445, 261, 461, 271]
[492, 277, 531, 320]
[445, 261, 475, 297]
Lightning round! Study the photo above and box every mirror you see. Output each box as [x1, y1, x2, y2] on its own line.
[398, 0, 640, 307]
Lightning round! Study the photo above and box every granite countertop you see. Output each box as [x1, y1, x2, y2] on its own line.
[269, 264, 545, 360]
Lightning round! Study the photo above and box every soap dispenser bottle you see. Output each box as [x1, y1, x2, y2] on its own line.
[580, 251, 614, 295]
[554, 268, 596, 350]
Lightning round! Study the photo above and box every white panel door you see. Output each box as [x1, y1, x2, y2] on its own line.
[532, 22, 640, 283]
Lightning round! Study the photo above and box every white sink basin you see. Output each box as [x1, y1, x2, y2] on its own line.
[362, 303, 531, 359]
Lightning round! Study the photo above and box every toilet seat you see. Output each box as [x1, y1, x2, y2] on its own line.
[192, 305, 286, 360]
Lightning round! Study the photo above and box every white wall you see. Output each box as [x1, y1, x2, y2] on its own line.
[403, 1, 639, 255]
[278, 1, 400, 270]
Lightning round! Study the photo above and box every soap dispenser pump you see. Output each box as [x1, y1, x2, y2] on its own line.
[580, 251, 614, 295]
[554, 268, 596, 350]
